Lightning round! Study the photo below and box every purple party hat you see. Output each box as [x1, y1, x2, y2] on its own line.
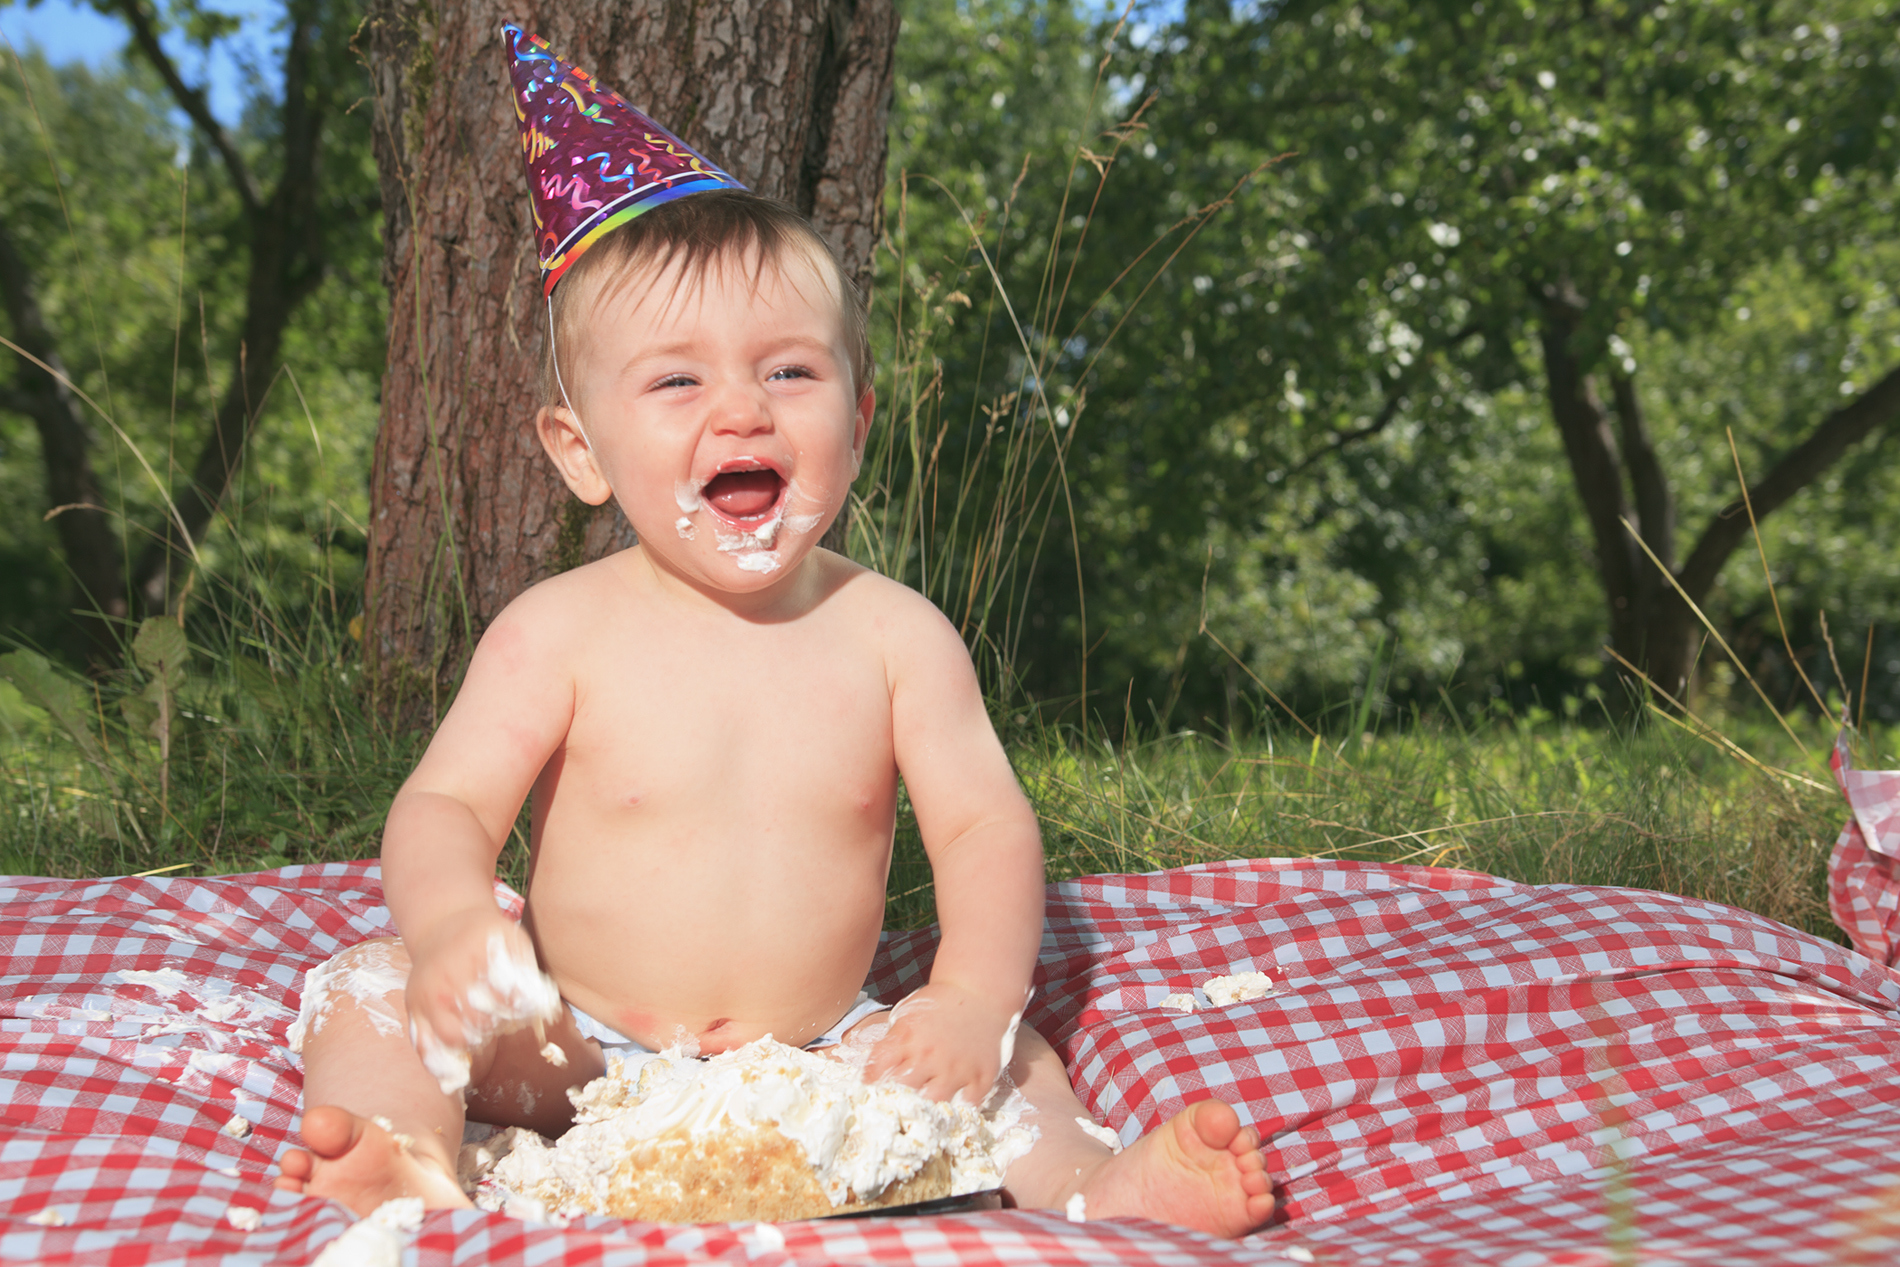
[504, 22, 745, 294]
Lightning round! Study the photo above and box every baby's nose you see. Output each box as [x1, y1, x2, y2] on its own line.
[709, 384, 774, 436]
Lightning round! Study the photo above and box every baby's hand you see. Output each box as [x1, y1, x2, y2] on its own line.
[404, 910, 561, 1093]
[861, 981, 1023, 1105]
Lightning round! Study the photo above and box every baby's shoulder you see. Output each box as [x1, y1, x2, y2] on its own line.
[475, 557, 624, 660]
[819, 556, 967, 668]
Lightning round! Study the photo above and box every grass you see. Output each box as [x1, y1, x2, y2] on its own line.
[1, 584, 1872, 954]
[885, 705, 1873, 943]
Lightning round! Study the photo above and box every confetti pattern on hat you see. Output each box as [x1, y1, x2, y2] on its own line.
[504, 22, 745, 294]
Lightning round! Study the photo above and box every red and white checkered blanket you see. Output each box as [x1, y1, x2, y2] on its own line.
[3, 748, 1898, 1264]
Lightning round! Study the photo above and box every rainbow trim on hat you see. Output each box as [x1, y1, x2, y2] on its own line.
[504, 22, 746, 294]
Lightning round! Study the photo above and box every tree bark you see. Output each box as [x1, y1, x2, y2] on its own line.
[1540, 283, 1900, 704]
[361, 0, 896, 717]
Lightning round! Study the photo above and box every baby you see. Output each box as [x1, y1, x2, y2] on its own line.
[273, 189, 1273, 1238]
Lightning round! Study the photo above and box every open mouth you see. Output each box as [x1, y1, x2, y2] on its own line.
[701, 463, 786, 524]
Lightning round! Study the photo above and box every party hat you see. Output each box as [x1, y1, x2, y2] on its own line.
[504, 22, 745, 294]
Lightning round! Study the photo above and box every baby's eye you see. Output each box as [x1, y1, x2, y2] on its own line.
[654, 373, 698, 390]
[768, 365, 814, 382]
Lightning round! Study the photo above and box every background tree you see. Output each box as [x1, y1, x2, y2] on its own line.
[0, 0, 377, 663]
[361, 0, 897, 713]
[907, 0, 1899, 724]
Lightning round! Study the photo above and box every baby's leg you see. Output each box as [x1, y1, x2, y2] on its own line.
[998, 1025, 1275, 1239]
[273, 937, 603, 1216]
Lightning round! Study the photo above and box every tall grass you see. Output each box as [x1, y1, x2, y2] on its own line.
[886, 707, 1874, 944]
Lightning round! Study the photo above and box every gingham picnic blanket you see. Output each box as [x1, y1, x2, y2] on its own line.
[2, 750, 1898, 1264]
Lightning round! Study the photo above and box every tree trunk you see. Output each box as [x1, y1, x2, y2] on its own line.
[361, 0, 896, 718]
[0, 223, 126, 664]
[1539, 281, 1900, 706]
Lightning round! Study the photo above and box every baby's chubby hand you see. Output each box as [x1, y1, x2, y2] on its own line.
[861, 980, 1025, 1106]
[403, 909, 561, 1093]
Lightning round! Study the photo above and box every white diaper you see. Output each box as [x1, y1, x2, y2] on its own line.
[567, 992, 889, 1058]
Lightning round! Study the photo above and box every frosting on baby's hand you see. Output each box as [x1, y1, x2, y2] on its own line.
[860, 981, 1026, 1107]
[406, 920, 561, 1093]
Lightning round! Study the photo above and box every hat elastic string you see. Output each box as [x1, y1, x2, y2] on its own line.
[546, 293, 595, 455]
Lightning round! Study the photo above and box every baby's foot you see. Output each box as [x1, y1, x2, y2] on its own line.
[1074, 1099, 1274, 1239]
[273, 1105, 471, 1217]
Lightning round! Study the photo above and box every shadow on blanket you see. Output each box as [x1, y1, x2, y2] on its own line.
[2, 750, 1898, 1266]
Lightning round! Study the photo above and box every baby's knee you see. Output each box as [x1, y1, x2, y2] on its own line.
[288, 937, 413, 1052]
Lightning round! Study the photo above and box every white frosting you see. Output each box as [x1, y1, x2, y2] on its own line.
[27, 1208, 64, 1226]
[222, 1114, 251, 1139]
[310, 1197, 423, 1267]
[1161, 992, 1198, 1013]
[714, 513, 784, 554]
[115, 967, 190, 995]
[472, 1036, 1038, 1216]
[733, 551, 782, 573]
[225, 1206, 262, 1231]
[1065, 1192, 1088, 1222]
[996, 1010, 1023, 1087]
[1203, 972, 1273, 1007]
[288, 942, 406, 1051]
[408, 933, 563, 1095]
[674, 516, 696, 540]
[540, 1041, 569, 1068]
[412, 1024, 472, 1095]
[1074, 1116, 1123, 1152]
[674, 480, 703, 512]
[465, 934, 564, 1029]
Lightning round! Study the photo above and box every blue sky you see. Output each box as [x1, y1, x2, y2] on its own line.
[0, 0, 279, 126]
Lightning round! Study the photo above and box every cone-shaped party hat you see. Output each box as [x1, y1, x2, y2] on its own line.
[504, 22, 745, 294]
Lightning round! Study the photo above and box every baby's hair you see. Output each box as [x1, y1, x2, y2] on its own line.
[540, 190, 871, 406]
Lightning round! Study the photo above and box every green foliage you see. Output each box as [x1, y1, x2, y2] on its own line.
[881, 0, 1900, 727]
[0, 573, 436, 878]
[0, 19, 381, 655]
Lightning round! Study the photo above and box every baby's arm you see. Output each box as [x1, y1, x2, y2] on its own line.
[862, 596, 1044, 1104]
[380, 594, 576, 1079]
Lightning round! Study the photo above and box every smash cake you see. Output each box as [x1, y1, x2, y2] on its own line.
[460, 1035, 1038, 1223]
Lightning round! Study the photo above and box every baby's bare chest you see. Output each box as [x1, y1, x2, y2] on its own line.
[554, 629, 897, 823]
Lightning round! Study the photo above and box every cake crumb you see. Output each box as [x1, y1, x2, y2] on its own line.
[1161, 992, 1197, 1013]
[749, 1222, 787, 1251]
[225, 1206, 262, 1232]
[1203, 971, 1273, 1007]
[1074, 1117, 1123, 1153]
[27, 1208, 64, 1227]
[1065, 1192, 1088, 1223]
[311, 1196, 423, 1267]
[221, 1114, 251, 1138]
[1282, 1248, 1317, 1263]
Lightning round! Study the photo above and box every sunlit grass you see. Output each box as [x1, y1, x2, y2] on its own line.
[887, 706, 1869, 944]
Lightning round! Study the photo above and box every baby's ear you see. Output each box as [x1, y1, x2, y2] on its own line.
[536, 405, 614, 505]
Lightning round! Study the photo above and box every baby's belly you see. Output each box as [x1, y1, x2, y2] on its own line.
[521, 829, 892, 1054]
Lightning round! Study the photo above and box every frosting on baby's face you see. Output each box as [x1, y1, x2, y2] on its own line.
[558, 246, 871, 597]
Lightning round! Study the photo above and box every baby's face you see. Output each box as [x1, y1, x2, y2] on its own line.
[552, 245, 871, 591]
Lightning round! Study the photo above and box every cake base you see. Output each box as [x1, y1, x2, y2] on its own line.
[595, 1122, 954, 1223]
